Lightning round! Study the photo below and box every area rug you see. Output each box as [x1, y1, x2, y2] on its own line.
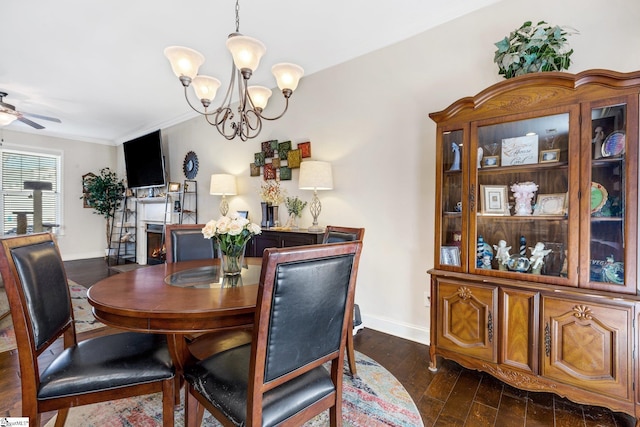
[0, 280, 105, 353]
[44, 351, 424, 427]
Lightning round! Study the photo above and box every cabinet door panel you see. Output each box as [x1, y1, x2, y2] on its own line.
[436, 280, 497, 362]
[501, 289, 538, 373]
[542, 296, 632, 400]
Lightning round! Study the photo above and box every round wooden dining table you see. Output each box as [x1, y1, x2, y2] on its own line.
[87, 258, 263, 372]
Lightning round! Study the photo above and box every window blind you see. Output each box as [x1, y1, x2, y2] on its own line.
[1, 150, 60, 234]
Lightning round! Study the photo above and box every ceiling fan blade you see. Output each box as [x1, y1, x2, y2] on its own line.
[17, 116, 45, 129]
[22, 112, 61, 123]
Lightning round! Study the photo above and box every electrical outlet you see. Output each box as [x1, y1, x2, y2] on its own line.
[424, 292, 431, 307]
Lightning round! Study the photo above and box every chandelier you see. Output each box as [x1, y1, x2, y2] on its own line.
[164, 0, 304, 141]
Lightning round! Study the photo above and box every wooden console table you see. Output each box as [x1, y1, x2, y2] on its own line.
[246, 228, 324, 257]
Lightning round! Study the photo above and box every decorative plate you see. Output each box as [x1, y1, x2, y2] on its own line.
[590, 182, 608, 214]
[183, 151, 199, 179]
[601, 131, 625, 157]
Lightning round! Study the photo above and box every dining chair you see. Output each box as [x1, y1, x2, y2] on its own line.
[322, 225, 365, 376]
[184, 241, 363, 427]
[0, 233, 175, 427]
[165, 223, 216, 263]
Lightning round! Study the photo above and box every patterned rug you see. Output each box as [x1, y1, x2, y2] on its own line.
[44, 351, 424, 427]
[0, 280, 105, 353]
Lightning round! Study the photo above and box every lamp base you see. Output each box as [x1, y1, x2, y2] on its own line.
[307, 225, 324, 232]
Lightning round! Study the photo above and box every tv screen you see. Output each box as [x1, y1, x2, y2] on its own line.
[123, 130, 166, 189]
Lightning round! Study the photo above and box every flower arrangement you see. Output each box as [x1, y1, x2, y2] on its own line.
[202, 212, 262, 258]
[285, 196, 307, 217]
[494, 21, 578, 79]
[259, 180, 286, 205]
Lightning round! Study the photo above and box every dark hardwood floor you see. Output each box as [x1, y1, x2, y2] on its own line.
[0, 257, 636, 426]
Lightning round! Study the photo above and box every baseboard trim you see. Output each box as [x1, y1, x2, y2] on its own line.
[361, 313, 430, 345]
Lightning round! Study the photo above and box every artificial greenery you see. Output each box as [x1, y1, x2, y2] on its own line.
[494, 21, 578, 79]
[285, 196, 307, 217]
[83, 167, 125, 245]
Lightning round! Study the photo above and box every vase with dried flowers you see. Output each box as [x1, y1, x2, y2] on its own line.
[258, 180, 286, 227]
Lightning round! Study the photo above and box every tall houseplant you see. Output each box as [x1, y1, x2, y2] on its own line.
[83, 168, 125, 249]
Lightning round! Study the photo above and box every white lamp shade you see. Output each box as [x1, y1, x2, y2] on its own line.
[298, 161, 333, 190]
[247, 86, 272, 110]
[164, 46, 205, 80]
[272, 63, 304, 92]
[0, 111, 17, 126]
[192, 75, 221, 102]
[226, 35, 266, 72]
[210, 174, 237, 195]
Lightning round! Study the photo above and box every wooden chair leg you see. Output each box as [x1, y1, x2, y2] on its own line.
[162, 377, 176, 427]
[54, 408, 69, 427]
[185, 384, 205, 427]
[346, 316, 357, 376]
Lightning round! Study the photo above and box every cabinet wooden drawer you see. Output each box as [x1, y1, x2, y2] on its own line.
[435, 280, 498, 363]
[541, 296, 633, 401]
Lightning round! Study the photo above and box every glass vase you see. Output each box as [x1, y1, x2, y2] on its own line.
[218, 242, 247, 287]
[285, 212, 299, 229]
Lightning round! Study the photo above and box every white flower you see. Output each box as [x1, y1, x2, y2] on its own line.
[202, 220, 217, 239]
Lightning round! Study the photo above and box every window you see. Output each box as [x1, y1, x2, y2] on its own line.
[1, 148, 61, 235]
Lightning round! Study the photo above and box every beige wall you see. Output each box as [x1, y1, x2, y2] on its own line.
[4, 0, 637, 343]
[158, 0, 640, 343]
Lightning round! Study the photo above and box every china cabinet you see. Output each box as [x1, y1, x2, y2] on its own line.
[428, 69, 640, 420]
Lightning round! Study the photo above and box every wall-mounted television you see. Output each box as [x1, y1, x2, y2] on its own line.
[123, 130, 166, 189]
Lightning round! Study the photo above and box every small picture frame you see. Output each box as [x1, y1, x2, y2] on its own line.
[480, 185, 510, 215]
[533, 193, 567, 216]
[440, 246, 461, 266]
[482, 156, 499, 168]
[237, 210, 249, 219]
[168, 182, 181, 192]
[539, 149, 560, 163]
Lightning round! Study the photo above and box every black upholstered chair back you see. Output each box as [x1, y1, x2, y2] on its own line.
[165, 223, 216, 263]
[10, 240, 73, 351]
[255, 242, 363, 384]
[322, 225, 365, 244]
[263, 253, 355, 382]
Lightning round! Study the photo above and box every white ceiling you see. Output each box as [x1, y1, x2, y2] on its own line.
[1, 0, 500, 145]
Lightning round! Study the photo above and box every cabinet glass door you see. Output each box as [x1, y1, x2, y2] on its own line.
[437, 128, 466, 269]
[472, 108, 579, 285]
[583, 99, 637, 293]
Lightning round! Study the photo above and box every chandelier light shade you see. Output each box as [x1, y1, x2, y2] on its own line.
[299, 161, 333, 231]
[210, 174, 238, 216]
[164, 0, 304, 141]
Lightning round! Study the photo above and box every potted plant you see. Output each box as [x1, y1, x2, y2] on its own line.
[83, 167, 125, 253]
[494, 21, 578, 79]
[284, 196, 307, 229]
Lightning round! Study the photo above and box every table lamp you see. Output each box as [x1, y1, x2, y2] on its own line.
[298, 161, 333, 232]
[210, 174, 237, 216]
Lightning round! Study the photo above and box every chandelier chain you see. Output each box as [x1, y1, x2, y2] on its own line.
[235, 0, 240, 33]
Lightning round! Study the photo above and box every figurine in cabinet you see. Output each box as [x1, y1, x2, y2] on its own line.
[449, 142, 461, 171]
[493, 240, 512, 270]
[529, 242, 552, 274]
[593, 126, 605, 159]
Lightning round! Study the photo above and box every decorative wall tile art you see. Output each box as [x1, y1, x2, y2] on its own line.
[287, 149, 302, 168]
[263, 163, 276, 179]
[278, 141, 292, 159]
[254, 152, 266, 167]
[250, 163, 260, 176]
[280, 166, 292, 180]
[261, 140, 276, 158]
[298, 141, 311, 158]
[271, 158, 281, 169]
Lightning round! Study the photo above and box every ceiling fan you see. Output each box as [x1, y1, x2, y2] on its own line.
[0, 92, 61, 129]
